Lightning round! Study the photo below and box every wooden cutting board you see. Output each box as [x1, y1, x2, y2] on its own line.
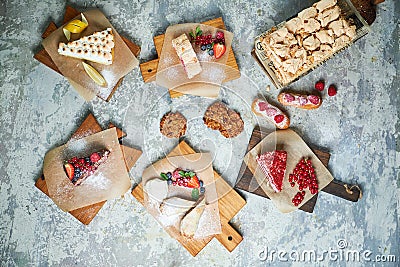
[33, 6, 141, 102]
[35, 113, 142, 225]
[235, 126, 361, 213]
[131, 141, 246, 256]
[139, 17, 241, 98]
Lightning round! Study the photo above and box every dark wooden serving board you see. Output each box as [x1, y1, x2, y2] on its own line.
[35, 113, 142, 225]
[139, 17, 240, 98]
[235, 126, 361, 213]
[33, 6, 141, 102]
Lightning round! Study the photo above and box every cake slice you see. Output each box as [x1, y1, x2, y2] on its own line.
[256, 150, 287, 192]
[172, 33, 202, 79]
[58, 28, 114, 65]
[63, 149, 110, 186]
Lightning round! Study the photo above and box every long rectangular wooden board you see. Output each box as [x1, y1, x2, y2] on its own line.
[235, 126, 361, 213]
[35, 113, 142, 225]
[139, 17, 240, 98]
[131, 140, 246, 256]
[33, 6, 141, 102]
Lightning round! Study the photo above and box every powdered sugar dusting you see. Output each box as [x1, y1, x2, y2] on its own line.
[82, 171, 111, 190]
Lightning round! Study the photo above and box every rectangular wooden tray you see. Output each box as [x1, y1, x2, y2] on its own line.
[235, 126, 361, 213]
[131, 141, 246, 256]
[139, 17, 240, 98]
[35, 113, 142, 225]
[33, 6, 141, 102]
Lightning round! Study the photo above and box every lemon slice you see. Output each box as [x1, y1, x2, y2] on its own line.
[63, 28, 71, 41]
[82, 62, 107, 87]
[64, 19, 88, 33]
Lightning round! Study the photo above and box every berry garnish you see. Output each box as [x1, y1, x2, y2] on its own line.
[308, 95, 320, 105]
[213, 43, 226, 59]
[165, 169, 202, 189]
[289, 157, 318, 206]
[201, 45, 206, 51]
[208, 49, 214, 56]
[215, 31, 224, 40]
[328, 85, 337, 96]
[64, 163, 75, 180]
[258, 101, 268, 111]
[274, 114, 284, 124]
[315, 81, 325, 91]
[90, 152, 101, 163]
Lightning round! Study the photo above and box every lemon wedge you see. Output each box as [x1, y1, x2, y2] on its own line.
[82, 62, 107, 87]
[64, 19, 88, 34]
[81, 13, 88, 25]
[63, 28, 71, 41]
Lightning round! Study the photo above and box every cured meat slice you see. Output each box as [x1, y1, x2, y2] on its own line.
[256, 151, 287, 192]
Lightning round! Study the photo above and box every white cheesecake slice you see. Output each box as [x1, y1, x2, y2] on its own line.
[172, 33, 202, 79]
[58, 28, 114, 65]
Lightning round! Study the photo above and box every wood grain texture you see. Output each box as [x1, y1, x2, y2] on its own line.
[33, 6, 141, 102]
[35, 113, 142, 225]
[235, 126, 361, 213]
[131, 140, 246, 256]
[139, 17, 240, 98]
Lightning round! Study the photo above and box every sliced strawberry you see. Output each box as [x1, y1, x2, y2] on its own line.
[64, 163, 75, 180]
[213, 43, 226, 59]
[187, 175, 200, 188]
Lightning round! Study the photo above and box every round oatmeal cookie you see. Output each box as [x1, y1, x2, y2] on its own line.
[160, 112, 187, 138]
[203, 102, 244, 138]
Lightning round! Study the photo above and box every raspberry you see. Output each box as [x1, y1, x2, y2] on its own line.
[90, 152, 101, 163]
[328, 85, 337, 96]
[315, 81, 325, 91]
[274, 114, 284, 123]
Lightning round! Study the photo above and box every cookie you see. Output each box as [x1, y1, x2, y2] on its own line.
[160, 112, 187, 138]
[203, 102, 244, 138]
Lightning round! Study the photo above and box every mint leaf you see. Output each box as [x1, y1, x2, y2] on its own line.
[188, 171, 195, 177]
[189, 31, 195, 39]
[191, 188, 199, 200]
[160, 173, 168, 180]
[195, 26, 202, 36]
[178, 170, 185, 177]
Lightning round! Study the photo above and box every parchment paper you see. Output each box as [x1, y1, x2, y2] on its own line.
[42, 9, 139, 101]
[43, 128, 131, 212]
[142, 153, 221, 240]
[243, 129, 334, 213]
[156, 23, 233, 98]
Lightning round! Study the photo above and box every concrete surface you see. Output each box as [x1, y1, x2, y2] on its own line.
[0, 0, 399, 266]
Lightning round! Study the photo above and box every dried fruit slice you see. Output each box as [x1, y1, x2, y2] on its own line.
[63, 28, 71, 41]
[64, 19, 88, 34]
[256, 151, 287, 192]
[82, 62, 107, 87]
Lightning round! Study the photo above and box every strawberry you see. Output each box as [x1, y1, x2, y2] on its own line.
[64, 163, 75, 180]
[187, 175, 200, 188]
[315, 81, 325, 91]
[213, 43, 226, 59]
[328, 85, 337, 96]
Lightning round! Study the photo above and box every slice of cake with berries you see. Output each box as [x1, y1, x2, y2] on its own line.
[63, 150, 110, 186]
[256, 150, 287, 192]
[58, 28, 114, 65]
[172, 33, 202, 79]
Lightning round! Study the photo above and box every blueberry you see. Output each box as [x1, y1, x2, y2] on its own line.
[167, 172, 172, 179]
[199, 180, 204, 187]
[200, 187, 205, 194]
[206, 44, 212, 49]
[208, 50, 214, 56]
[85, 157, 90, 162]
[201, 45, 206, 51]
[167, 179, 172, 185]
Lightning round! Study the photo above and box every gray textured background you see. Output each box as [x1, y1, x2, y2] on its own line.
[0, 0, 399, 266]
